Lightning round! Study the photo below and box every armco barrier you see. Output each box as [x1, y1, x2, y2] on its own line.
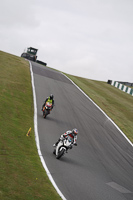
[111, 81, 133, 96]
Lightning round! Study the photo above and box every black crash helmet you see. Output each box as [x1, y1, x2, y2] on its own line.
[50, 94, 54, 100]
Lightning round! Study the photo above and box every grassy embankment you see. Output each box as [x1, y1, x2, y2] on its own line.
[0, 51, 61, 200]
[0, 50, 132, 200]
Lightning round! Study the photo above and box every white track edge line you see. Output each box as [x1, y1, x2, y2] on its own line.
[29, 62, 67, 200]
[62, 73, 133, 147]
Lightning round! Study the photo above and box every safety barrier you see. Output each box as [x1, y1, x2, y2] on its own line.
[110, 81, 133, 96]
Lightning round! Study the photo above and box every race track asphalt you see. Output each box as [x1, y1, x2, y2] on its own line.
[31, 61, 133, 200]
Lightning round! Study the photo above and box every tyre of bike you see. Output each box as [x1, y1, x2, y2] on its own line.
[56, 148, 65, 159]
[43, 109, 49, 118]
[43, 110, 46, 118]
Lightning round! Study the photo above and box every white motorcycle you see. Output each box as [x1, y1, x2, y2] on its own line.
[53, 136, 74, 159]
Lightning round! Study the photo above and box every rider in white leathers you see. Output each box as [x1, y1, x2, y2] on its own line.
[53, 128, 78, 147]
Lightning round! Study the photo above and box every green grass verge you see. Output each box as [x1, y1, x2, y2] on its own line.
[64, 74, 133, 143]
[0, 51, 61, 200]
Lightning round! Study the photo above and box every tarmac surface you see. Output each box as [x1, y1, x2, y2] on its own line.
[32, 61, 133, 200]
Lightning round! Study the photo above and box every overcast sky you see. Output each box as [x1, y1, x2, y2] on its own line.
[0, 0, 133, 82]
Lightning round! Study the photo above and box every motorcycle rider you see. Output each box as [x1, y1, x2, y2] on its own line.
[53, 128, 78, 147]
[42, 94, 54, 110]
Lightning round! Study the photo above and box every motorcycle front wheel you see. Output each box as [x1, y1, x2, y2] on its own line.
[43, 110, 49, 118]
[43, 110, 46, 118]
[56, 148, 65, 159]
